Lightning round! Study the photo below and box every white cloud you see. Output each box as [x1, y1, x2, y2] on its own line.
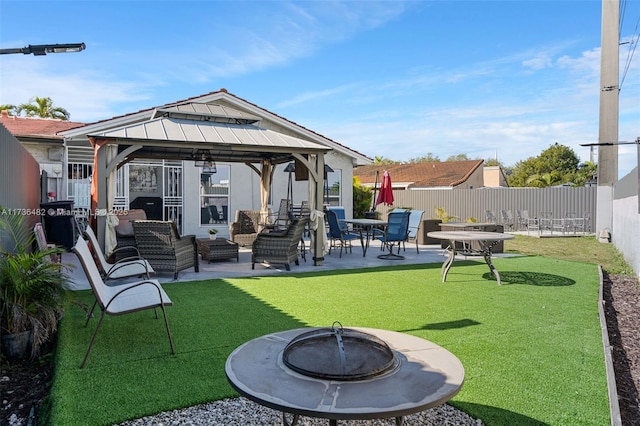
[0, 57, 153, 121]
[523, 53, 553, 70]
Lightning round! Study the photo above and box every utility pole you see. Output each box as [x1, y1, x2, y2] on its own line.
[596, 0, 619, 239]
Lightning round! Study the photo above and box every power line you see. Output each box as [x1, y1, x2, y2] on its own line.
[620, 15, 639, 89]
[619, 0, 639, 90]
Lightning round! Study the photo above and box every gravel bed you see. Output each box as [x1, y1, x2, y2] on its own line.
[117, 397, 483, 426]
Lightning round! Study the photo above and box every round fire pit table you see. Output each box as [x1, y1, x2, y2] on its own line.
[225, 327, 464, 426]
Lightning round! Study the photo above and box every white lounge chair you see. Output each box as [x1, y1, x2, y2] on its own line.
[72, 236, 175, 368]
[84, 226, 154, 280]
[405, 209, 424, 253]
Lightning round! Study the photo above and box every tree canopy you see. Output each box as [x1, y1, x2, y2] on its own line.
[507, 143, 595, 187]
[445, 153, 471, 162]
[370, 143, 595, 188]
[16, 97, 70, 120]
[372, 156, 398, 165]
[407, 153, 440, 163]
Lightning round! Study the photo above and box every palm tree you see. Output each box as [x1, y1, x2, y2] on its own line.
[373, 156, 397, 165]
[17, 97, 70, 120]
[0, 104, 16, 115]
[526, 172, 563, 188]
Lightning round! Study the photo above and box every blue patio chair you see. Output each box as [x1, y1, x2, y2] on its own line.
[326, 209, 359, 258]
[327, 206, 348, 232]
[376, 210, 410, 260]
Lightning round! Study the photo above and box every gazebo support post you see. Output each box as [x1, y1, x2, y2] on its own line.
[91, 137, 110, 252]
[310, 154, 326, 266]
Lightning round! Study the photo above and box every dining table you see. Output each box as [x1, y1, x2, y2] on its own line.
[427, 230, 514, 285]
[340, 218, 387, 257]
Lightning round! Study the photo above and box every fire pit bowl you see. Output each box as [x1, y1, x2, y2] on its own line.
[283, 322, 400, 381]
[225, 327, 465, 424]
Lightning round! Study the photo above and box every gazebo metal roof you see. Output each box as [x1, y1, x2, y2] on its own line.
[88, 103, 328, 165]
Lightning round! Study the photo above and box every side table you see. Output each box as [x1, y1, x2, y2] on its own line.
[196, 238, 239, 263]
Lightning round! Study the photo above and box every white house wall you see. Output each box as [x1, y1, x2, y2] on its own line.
[612, 195, 640, 279]
[612, 166, 640, 278]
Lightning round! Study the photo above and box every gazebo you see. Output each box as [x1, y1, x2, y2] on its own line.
[88, 102, 330, 265]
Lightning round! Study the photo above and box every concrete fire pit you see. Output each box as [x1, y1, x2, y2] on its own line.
[225, 327, 464, 425]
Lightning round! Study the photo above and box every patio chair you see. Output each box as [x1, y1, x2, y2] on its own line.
[33, 223, 61, 263]
[524, 211, 541, 235]
[405, 209, 424, 253]
[539, 212, 553, 233]
[500, 210, 514, 231]
[263, 199, 291, 231]
[485, 210, 498, 224]
[562, 212, 586, 235]
[201, 206, 211, 224]
[252, 218, 307, 271]
[72, 236, 175, 368]
[132, 220, 199, 280]
[326, 209, 359, 258]
[327, 206, 350, 232]
[113, 209, 148, 261]
[516, 210, 530, 231]
[584, 211, 593, 233]
[84, 225, 154, 280]
[209, 205, 223, 223]
[73, 207, 89, 237]
[229, 210, 262, 246]
[376, 210, 410, 260]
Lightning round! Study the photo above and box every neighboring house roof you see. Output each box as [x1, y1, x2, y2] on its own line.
[354, 160, 485, 188]
[0, 110, 85, 142]
[61, 88, 372, 165]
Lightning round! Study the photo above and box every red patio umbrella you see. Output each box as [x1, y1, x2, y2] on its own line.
[375, 170, 394, 207]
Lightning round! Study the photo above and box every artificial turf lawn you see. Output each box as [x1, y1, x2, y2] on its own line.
[47, 255, 609, 425]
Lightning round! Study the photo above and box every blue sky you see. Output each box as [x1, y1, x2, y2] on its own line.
[1, 0, 639, 176]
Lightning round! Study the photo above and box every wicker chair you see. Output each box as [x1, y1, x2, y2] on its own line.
[132, 220, 199, 279]
[229, 210, 263, 246]
[252, 218, 307, 271]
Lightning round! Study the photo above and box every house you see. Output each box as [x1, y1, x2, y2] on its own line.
[0, 110, 86, 201]
[354, 160, 485, 190]
[4, 89, 371, 242]
[483, 166, 509, 187]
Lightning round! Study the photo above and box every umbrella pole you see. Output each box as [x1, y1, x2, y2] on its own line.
[371, 171, 379, 212]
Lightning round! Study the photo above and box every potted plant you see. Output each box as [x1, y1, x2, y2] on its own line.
[0, 208, 68, 359]
[208, 228, 218, 240]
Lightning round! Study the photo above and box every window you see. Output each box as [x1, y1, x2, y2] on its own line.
[200, 165, 230, 225]
[67, 162, 93, 209]
[325, 169, 342, 206]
